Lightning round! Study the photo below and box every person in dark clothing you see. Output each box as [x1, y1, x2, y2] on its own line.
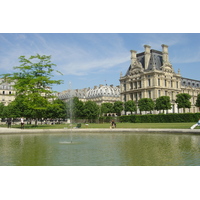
[110, 120, 116, 129]
[7, 118, 12, 128]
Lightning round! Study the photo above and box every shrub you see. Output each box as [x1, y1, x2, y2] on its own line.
[119, 113, 200, 123]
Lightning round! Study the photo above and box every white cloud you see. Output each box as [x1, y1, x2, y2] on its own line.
[171, 51, 200, 64]
[49, 34, 130, 76]
[138, 33, 188, 51]
[58, 52, 129, 76]
[135, 33, 200, 65]
[0, 33, 130, 77]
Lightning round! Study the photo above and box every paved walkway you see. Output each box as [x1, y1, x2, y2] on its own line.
[0, 127, 200, 134]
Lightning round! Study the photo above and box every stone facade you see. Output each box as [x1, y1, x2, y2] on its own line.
[3, 44, 200, 115]
[119, 44, 200, 114]
[0, 79, 15, 106]
[58, 84, 120, 105]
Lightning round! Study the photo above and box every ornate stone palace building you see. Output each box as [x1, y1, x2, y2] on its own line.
[58, 84, 120, 105]
[119, 44, 200, 114]
[2, 44, 200, 115]
[0, 79, 15, 106]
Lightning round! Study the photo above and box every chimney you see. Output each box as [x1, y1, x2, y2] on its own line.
[144, 45, 151, 69]
[130, 50, 137, 66]
[162, 44, 169, 63]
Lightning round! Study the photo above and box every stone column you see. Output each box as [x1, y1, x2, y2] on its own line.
[162, 44, 169, 63]
[144, 45, 151, 69]
[130, 50, 137, 66]
[143, 89, 147, 98]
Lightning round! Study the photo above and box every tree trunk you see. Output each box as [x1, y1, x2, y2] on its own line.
[35, 119, 38, 126]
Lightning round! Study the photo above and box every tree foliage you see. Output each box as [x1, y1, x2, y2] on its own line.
[113, 101, 123, 116]
[71, 97, 84, 119]
[138, 98, 155, 113]
[124, 100, 137, 114]
[8, 95, 32, 118]
[0, 103, 5, 118]
[175, 93, 191, 113]
[65, 97, 85, 119]
[155, 96, 172, 113]
[101, 103, 113, 116]
[45, 99, 67, 119]
[2, 103, 15, 118]
[0, 54, 63, 120]
[195, 94, 200, 108]
[83, 101, 100, 122]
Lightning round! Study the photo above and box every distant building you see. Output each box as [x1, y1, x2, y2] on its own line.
[0, 79, 15, 106]
[58, 84, 120, 105]
[119, 44, 200, 114]
[3, 44, 200, 115]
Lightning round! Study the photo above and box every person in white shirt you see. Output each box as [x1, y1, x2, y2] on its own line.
[21, 117, 24, 129]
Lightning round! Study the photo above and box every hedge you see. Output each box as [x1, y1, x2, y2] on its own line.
[99, 116, 118, 123]
[119, 113, 200, 123]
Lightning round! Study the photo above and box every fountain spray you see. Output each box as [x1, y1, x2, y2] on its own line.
[69, 81, 73, 143]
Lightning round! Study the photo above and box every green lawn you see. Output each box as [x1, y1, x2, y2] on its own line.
[0, 122, 199, 129]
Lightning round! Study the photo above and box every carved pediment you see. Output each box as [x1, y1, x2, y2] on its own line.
[131, 60, 143, 69]
[129, 67, 144, 75]
[160, 62, 174, 73]
[129, 60, 144, 75]
[162, 61, 172, 67]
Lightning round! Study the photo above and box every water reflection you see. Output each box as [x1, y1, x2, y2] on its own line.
[0, 133, 200, 166]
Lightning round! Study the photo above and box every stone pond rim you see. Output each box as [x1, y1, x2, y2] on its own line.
[0, 128, 200, 134]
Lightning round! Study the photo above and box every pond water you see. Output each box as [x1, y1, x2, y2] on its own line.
[1, 132, 200, 166]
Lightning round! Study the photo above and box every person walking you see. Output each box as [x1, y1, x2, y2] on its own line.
[7, 118, 12, 128]
[21, 117, 24, 129]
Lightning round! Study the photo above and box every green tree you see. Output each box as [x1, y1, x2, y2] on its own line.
[138, 98, 155, 114]
[1, 54, 63, 122]
[113, 101, 123, 116]
[65, 97, 84, 120]
[8, 95, 32, 118]
[124, 100, 137, 115]
[2, 104, 15, 118]
[0, 103, 5, 118]
[195, 93, 200, 109]
[155, 96, 172, 113]
[175, 93, 191, 113]
[45, 99, 67, 120]
[100, 103, 113, 116]
[72, 97, 84, 119]
[83, 101, 99, 122]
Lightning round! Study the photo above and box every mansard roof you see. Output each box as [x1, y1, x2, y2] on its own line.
[125, 49, 163, 76]
[125, 45, 174, 76]
[181, 77, 200, 88]
[137, 49, 163, 70]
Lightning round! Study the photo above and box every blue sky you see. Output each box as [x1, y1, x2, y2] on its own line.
[0, 33, 200, 92]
